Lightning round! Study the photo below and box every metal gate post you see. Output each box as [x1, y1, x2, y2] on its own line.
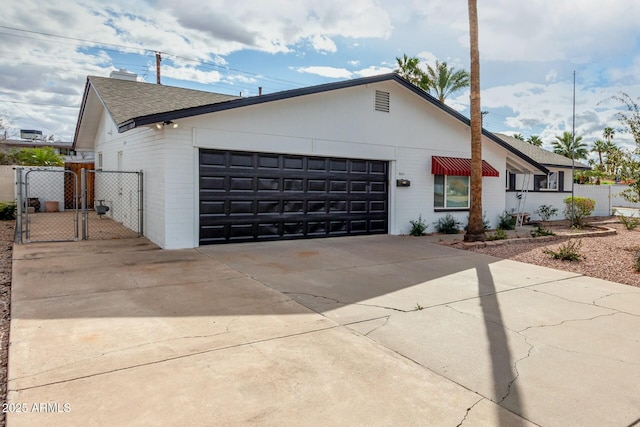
[138, 170, 144, 237]
[81, 168, 87, 240]
[15, 167, 23, 244]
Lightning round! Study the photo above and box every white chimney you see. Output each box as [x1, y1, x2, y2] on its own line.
[109, 69, 138, 81]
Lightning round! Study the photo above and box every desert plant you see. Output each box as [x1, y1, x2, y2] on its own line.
[530, 225, 555, 238]
[544, 239, 583, 261]
[635, 250, 640, 272]
[534, 204, 558, 222]
[563, 196, 596, 228]
[487, 228, 508, 241]
[409, 215, 428, 236]
[497, 211, 516, 230]
[0, 201, 16, 221]
[434, 214, 462, 234]
[619, 213, 640, 230]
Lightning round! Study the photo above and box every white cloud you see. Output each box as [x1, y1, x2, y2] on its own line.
[296, 66, 352, 79]
[354, 66, 394, 77]
[159, 65, 222, 84]
[310, 35, 337, 53]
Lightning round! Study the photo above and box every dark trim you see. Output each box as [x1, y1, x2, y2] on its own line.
[108, 73, 547, 173]
[434, 208, 469, 212]
[542, 163, 590, 170]
[71, 77, 92, 149]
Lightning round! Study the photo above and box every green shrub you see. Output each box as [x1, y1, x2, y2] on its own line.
[12, 147, 64, 167]
[530, 225, 555, 238]
[563, 196, 596, 228]
[635, 250, 640, 272]
[498, 211, 516, 230]
[434, 214, 462, 234]
[409, 215, 428, 236]
[487, 228, 508, 241]
[534, 204, 558, 221]
[543, 239, 583, 261]
[619, 213, 640, 230]
[0, 201, 16, 220]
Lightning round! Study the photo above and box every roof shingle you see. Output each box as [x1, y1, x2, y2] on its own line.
[496, 133, 590, 170]
[88, 76, 240, 125]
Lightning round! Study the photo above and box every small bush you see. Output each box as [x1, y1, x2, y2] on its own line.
[530, 225, 555, 238]
[487, 229, 508, 241]
[544, 240, 583, 261]
[534, 204, 558, 221]
[409, 215, 428, 236]
[563, 196, 595, 229]
[619, 213, 640, 230]
[0, 201, 16, 221]
[434, 214, 462, 234]
[498, 211, 516, 230]
[635, 250, 640, 272]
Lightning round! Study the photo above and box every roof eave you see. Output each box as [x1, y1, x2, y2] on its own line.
[112, 73, 548, 173]
[72, 77, 92, 149]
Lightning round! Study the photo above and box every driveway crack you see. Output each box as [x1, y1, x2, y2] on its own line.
[456, 397, 484, 427]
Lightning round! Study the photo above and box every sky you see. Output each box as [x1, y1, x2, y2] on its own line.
[1, 0, 639, 160]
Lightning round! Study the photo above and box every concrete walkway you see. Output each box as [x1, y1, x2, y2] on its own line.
[7, 235, 640, 426]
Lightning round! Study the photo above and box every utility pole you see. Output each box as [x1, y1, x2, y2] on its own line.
[156, 52, 162, 85]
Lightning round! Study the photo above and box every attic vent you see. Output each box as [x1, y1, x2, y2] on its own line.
[375, 90, 390, 113]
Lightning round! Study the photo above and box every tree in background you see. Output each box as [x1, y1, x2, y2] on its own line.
[395, 55, 470, 103]
[552, 131, 588, 160]
[603, 126, 615, 144]
[394, 54, 428, 90]
[464, 0, 485, 242]
[5, 147, 64, 166]
[512, 133, 524, 140]
[591, 139, 607, 166]
[424, 60, 470, 103]
[611, 92, 640, 201]
[527, 135, 543, 147]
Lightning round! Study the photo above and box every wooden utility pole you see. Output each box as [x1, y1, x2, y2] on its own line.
[156, 52, 162, 85]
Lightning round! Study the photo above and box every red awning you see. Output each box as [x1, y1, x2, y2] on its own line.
[431, 156, 500, 177]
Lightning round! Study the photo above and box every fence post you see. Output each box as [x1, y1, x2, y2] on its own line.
[15, 167, 22, 244]
[81, 168, 87, 240]
[138, 170, 144, 237]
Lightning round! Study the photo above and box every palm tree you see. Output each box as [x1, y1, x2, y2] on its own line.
[424, 60, 470, 103]
[527, 135, 543, 147]
[512, 133, 524, 141]
[464, 0, 485, 242]
[591, 139, 607, 166]
[395, 54, 427, 90]
[552, 131, 588, 160]
[603, 126, 615, 144]
[604, 142, 622, 177]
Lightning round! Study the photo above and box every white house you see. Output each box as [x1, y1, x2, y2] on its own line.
[73, 73, 546, 249]
[497, 134, 594, 220]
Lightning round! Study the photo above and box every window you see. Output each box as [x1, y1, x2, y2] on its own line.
[97, 152, 103, 170]
[534, 172, 559, 191]
[434, 175, 469, 209]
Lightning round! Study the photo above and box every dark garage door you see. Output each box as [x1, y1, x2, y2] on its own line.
[199, 149, 388, 244]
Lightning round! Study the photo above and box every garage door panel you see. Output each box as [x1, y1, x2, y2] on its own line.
[199, 149, 388, 244]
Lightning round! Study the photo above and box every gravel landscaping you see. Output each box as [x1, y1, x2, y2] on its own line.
[445, 218, 640, 288]
[0, 221, 13, 427]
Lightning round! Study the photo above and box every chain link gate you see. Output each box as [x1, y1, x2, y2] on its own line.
[16, 167, 143, 243]
[18, 168, 79, 243]
[81, 169, 143, 240]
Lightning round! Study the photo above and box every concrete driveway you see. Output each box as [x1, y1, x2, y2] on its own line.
[8, 235, 640, 426]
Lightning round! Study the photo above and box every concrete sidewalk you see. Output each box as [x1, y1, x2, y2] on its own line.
[200, 235, 640, 427]
[8, 238, 525, 426]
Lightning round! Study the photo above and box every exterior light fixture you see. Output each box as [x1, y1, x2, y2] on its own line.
[155, 121, 178, 129]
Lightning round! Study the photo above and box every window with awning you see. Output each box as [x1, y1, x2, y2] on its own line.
[431, 156, 500, 177]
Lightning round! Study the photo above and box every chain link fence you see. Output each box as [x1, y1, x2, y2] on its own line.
[19, 168, 79, 243]
[82, 170, 143, 240]
[16, 167, 143, 243]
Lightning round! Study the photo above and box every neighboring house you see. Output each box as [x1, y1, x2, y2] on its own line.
[0, 138, 94, 163]
[73, 72, 546, 249]
[496, 134, 592, 219]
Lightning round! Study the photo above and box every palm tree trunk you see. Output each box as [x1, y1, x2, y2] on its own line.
[464, 0, 486, 242]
